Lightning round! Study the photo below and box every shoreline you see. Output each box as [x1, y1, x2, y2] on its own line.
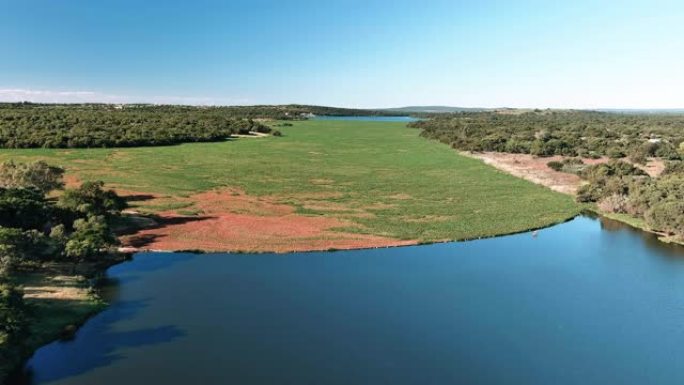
[2, 256, 128, 384]
[3, 210, 581, 383]
[9, 207, 674, 384]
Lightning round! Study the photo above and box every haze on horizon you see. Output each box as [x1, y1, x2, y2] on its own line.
[1, 0, 682, 109]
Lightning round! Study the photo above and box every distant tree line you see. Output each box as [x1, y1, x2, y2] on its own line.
[0, 103, 404, 149]
[0, 161, 125, 370]
[410, 110, 684, 160]
[0, 104, 280, 148]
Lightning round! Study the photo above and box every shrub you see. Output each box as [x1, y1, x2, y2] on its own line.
[645, 201, 684, 236]
[662, 161, 684, 175]
[0, 161, 64, 193]
[547, 161, 563, 171]
[628, 147, 648, 165]
[606, 147, 626, 159]
[597, 194, 629, 213]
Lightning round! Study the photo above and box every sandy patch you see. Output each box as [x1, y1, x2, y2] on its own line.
[22, 275, 90, 301]
[466, 152, 663, 195]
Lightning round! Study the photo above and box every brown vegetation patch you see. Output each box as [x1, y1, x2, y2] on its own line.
[389, 193, 412, 200]
[63, 174, 81, 188]
[301, 201, 359, 212]
[309, 178, 335, 186]
[403, 215, 452, 223]
[364, 202, 397, 210]
[120, 188, 415, 253]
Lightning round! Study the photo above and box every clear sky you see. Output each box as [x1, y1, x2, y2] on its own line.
[0, 0, 682, 108]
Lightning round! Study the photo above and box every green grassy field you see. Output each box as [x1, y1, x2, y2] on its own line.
[0, 120, 580, 242]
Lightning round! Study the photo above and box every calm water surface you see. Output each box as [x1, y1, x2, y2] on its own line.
[11, 216, 684, 385]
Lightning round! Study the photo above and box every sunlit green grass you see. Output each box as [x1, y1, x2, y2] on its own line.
[0, 120, 581, 241]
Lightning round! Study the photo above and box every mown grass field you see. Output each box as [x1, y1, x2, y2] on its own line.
[0, 120, 581, 242]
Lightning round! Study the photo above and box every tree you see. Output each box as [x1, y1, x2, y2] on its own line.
[0, 282, 27, 369]
[0, 188, 51, 230]
[0, 161, 64, 193]
[65, 216, 118, 260]
[58, 181, 127, 218]
[645, 201, 684, 236]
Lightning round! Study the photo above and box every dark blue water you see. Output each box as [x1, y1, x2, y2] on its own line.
[312, 115, 420, 122]
[11, 216, 684, 385]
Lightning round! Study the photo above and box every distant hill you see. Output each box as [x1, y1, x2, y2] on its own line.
[597, 108, 684, 115]
[379, 106, 489, 113]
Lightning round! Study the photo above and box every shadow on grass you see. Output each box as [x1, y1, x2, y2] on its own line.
[123, 194, 157, 203]
[117, 214, 214, 249]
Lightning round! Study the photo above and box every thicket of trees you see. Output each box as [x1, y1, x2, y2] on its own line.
[0, 103, 402, 149]
[0, 161, 125, 371]
[0, 104, 274, 148]
[571, 159, 684, 239]
[411, 110, 684, 160]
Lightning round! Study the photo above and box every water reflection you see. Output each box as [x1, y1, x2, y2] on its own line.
[598, 215, 684, 260]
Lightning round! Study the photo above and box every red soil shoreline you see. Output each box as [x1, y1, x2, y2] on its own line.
[119, 189, 417, 253]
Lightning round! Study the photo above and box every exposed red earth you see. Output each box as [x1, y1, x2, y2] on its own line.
[120, 189, 417, 253]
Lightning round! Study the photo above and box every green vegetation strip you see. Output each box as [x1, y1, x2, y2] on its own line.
[0, 120, 580, 242]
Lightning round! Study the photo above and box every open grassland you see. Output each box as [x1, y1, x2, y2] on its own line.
[0, 120, 580, 250]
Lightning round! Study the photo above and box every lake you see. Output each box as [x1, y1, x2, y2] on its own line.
[10, 215, 684, 385]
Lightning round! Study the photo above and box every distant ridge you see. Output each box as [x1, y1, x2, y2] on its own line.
[379, 106, 489, 113]
[597, 108, 684, 114]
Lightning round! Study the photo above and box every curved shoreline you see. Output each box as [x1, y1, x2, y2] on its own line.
[3, 210, 582, 383]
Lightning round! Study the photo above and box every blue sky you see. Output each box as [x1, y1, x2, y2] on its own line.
[0, 0, 682, 108]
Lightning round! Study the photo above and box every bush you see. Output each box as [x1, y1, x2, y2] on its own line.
[597, 194, 629, 213]
[606, 147, 626, 159]
[0, 161, 64, 193]
[628, 147, 648, 165]
[645, 201, 684, 235]
[547, 161, 563, 171]
[662, 161, 684, 175]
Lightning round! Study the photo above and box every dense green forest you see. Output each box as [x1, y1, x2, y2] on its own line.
[410, 110, 684, 160]
[0, 103, 400, 148]
[0, 103, 400, 149]
[0, 161, 125, 376]
[0, 103, 274, 148]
